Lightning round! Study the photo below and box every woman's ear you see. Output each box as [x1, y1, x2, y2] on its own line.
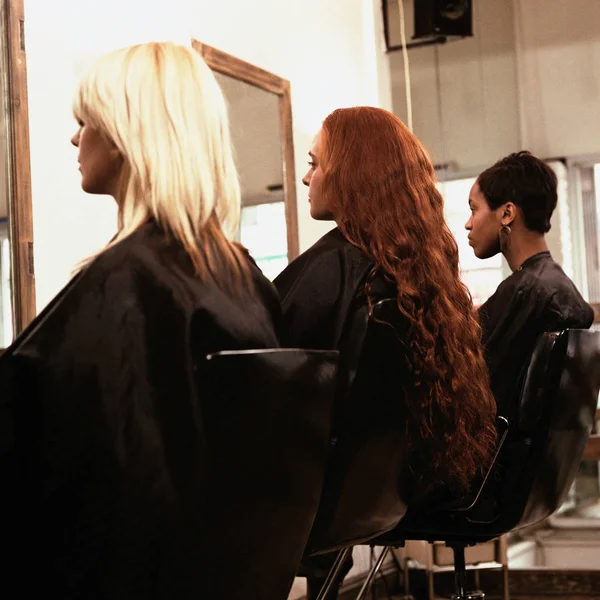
[109, 145, 122, 160]
[501, 202, 517, 226]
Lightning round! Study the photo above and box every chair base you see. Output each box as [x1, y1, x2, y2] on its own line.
[315, 548, 354, 600]
[450, 591, 485, 600]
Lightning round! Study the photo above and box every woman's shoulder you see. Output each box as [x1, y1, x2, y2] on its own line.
[87, 222, 219, 290]
[89, 222, 166, 274]
[488, 255, 558, 302]
[541, 262, 595, 326]
[481, 254, 593, 328]
[274, 227, 371, 304]
[292, 227, 350, 263]
[276, 227, 370, 279]
[274, 228, 345, 296]
[520, 256, 586, 305]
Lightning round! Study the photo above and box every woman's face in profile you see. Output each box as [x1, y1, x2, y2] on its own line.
[71, 121, 122, 198]
[302, 130, 335, 221]
[465, 181, 503, 259]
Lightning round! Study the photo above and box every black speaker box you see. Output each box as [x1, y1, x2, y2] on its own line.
[414, 0, 473, 40]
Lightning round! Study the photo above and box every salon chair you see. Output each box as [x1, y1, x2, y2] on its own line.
[195, 348, 339, 600]
[321, 327, 600, 600]
[298, 297, 427, 600]
[304, 298, 415, 558]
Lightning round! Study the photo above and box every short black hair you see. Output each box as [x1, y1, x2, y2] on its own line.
[477, 151, 558, 233]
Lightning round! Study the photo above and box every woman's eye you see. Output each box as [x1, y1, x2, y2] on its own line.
[308, 161, 316, 168]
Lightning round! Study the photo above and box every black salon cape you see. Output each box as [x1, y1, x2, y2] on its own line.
[479, 251, 594, 424]
[274, 227, 384, 351]
[275, 228, 415, 551]
[0, 222, 282, 598]
[274, 227, 395, 408]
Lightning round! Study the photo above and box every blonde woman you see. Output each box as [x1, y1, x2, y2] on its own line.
[0, 42, 285, 598]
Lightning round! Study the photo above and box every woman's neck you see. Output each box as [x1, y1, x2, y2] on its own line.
[504, 232, 549, 272]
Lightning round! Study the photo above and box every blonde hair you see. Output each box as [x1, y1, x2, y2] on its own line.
[73, 41, 249, 284]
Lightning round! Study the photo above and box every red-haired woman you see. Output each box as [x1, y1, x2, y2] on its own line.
[274, 107, 497, 599]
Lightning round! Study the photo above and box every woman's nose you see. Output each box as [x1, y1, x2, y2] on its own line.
[302, 171, 311, 187]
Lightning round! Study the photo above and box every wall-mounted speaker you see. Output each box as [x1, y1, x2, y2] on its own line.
[414, 0, 473, 40]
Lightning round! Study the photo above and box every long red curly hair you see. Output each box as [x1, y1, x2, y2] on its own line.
[320, 106, 497, 493]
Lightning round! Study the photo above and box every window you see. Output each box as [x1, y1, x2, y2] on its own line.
[438, 177, 505, 306]
[239, 202, 288, 280]
[568, 159, 600, 303]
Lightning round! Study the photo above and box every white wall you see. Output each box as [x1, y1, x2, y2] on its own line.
[391, 0, 600, 172]
[514, 0, 600, 158]
[391, 0, 521, 172]
[24, 0, 390, 310]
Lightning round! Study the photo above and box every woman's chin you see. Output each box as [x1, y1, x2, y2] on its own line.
[475, 246, 501, 260]
[310, 206, 334, 222]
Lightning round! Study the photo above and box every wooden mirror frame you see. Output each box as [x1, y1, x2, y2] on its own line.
[2, 0, 35, 334]
[192, 40, 299, 261]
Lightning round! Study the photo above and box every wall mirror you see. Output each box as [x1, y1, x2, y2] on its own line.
[0, 0, 36, 347]
[192, 40, 298, 280]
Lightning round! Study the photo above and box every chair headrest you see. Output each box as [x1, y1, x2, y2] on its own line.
[204, 348, 339, 389]
[370, 298, 398, 322]
[518, 329, 600, 433]
[369, 298, 410, 337]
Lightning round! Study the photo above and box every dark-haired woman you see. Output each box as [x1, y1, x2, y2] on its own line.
[466, 151, 594, 422]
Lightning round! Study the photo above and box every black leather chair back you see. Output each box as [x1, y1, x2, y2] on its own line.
[196, 349, 338, 600]
[382, 329, 600, 543]
[493, 329, 600, 531]
[306, 299, 412, 554]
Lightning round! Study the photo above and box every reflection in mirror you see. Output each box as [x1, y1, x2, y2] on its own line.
[215, 72, 288, 280]
[0, 8, 14, 346]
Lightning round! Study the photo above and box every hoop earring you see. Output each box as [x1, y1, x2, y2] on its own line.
[499, 223, 511, 253]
